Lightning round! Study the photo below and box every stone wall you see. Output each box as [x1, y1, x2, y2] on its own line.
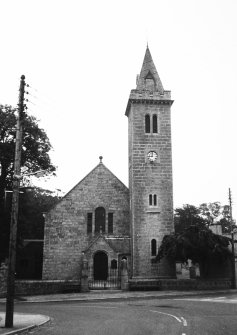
[43, 162, 130, 280]
[129, 278, 232, 291]
[128, 101, 174, 278]
[15, 280, 80, 296]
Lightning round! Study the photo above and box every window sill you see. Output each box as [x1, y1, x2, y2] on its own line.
[146, 208, 161, 213]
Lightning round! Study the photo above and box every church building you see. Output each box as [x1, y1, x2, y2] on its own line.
[42, 46, 175, 285]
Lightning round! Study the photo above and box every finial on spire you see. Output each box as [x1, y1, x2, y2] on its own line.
[99, 156, 103, 164]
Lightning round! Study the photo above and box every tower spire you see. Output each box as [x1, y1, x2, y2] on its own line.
[136, 46, 164, 93]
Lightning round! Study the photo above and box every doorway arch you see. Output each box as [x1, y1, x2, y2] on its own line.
[93, 251, 108, 280]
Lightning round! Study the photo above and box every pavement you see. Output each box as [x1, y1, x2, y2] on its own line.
[0, 288, 237, 335]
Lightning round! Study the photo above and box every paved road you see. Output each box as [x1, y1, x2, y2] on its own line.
[1, 293, 237, 334]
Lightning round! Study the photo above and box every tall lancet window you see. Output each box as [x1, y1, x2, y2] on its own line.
[95, 207, 105, 233]
[151, 239, 157, 256]
[145, 114, 150, 133]
[153, 114, 158, 133]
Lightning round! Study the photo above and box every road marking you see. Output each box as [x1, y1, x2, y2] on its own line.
[180, 317, 187, 326]
[150, 309, 188, 330]
[150, 309, 182, 323]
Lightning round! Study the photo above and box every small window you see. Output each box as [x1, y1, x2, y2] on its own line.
[149, 194, 153, 206]
[111, 259, 117, 269]
[145, 114, 150, 133]
[149, 194, 157, 206]
[153, 114, 158, 133]
[151, 239, 157, 256]
[87, 213, 92, 233]
[108, 213, 113, 234]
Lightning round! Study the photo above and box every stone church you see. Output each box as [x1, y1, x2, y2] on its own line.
[42, 46, 175, 285]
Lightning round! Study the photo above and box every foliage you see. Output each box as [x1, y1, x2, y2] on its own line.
[175, 203, 233, 234]
[0, 187, 60, 263]
[156, 225, 232, 278]
[0, 103, 57, 263]
[0, 104, 56, 208]
[174, 204, 206, 234]
[18, 187, 60, 240]
[199, 202, 222, 224]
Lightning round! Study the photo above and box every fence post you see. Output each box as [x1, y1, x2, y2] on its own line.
[121, 259, 129, 291]
[80, 254, 89, 292]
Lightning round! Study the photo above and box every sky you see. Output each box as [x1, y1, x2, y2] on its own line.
[1, 0, 237, 219]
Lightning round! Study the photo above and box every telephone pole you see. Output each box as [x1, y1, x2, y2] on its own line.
[5, 75, 26, 328]
[229, 188, 236, 289]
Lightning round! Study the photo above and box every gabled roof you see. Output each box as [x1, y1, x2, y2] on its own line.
[47, 159, 128, 213]
[136, 46, 164, 93]
[83, 234, 117, 254]
[64, 160, 128, 197]
[83, 234, 131, 255]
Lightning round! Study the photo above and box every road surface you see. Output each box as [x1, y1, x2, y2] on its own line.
[1, 293, 237, 334]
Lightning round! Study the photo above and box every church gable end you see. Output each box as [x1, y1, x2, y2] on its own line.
[43, 160, 129, 280]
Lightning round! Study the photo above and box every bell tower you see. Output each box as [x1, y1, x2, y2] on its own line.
[126, 46, 175, 279]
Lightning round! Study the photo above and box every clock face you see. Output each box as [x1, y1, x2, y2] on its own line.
[147, 151, 158, 162]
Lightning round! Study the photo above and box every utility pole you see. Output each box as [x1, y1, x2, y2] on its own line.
[5, 75, 25, 328]
[229, 188, 236, 289]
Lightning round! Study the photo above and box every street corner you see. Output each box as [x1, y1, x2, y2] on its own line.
[0, 312, 50, 335]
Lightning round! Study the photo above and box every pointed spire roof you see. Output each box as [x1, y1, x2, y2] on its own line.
[136, 46, 164, 93]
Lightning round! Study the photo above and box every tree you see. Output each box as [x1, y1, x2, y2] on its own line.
[199, 202, 233, 233]
[174, 204, 206, 234]
[18, 187, 60, 240]
[219, 205, 232, 234]
[156, 225, 232, 278]
[0, 104, 56, 208]
[175, 203, 233, 235]
[13, 187, 60, 279]
[199, 202, 222, 225]
[0, 186, 60, 263]
[0, 104, 57, 263]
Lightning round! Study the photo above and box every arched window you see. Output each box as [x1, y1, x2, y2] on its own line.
[153, 194, 157, 206]
[145, 114, 150, 133]
[95, 207, 105, 233]
[153, 114, 158, 133]
[151, 239, 157, 256]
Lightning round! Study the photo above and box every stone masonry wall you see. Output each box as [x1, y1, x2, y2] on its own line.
[43, 163, 129, 280]
[128, 101, 174, 278]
